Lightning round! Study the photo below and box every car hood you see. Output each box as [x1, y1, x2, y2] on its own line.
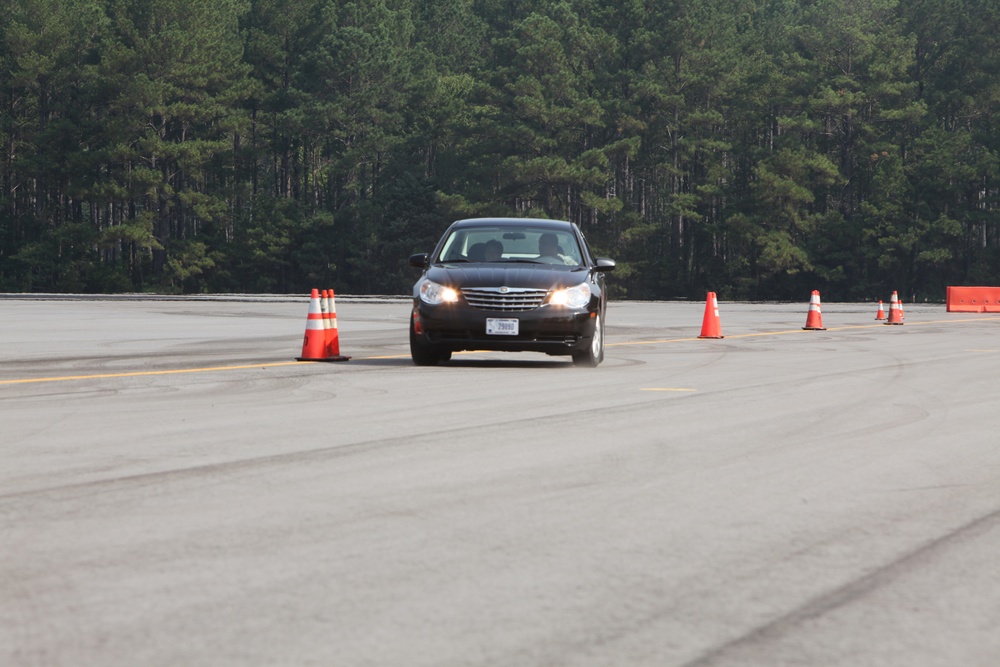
[422, 263, 589, 290]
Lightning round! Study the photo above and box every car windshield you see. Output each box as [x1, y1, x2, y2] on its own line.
[437, 226, 583, 266]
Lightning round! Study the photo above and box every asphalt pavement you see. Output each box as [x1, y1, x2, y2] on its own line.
[2, 296, 999, 666]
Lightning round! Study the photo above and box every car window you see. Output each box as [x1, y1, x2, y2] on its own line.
[519, 230, 582, 265]
[436, 226, 583, 265]
[438, 231, 468, 261]
[549, 232, 582, 264]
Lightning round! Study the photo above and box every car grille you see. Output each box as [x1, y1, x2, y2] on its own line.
[461, 287, 549, 312]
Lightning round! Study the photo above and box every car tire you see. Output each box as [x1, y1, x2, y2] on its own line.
[572, 311, 604, 367]
[410, 318, 447, 366]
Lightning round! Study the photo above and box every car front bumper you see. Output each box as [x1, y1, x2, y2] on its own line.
[413, 301, 598, 355]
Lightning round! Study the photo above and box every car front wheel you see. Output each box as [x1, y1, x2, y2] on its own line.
[410, 317, 449, 366]
[572, 312, 604, 367]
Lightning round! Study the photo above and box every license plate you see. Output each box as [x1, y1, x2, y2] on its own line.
[486, 318, 519, 335]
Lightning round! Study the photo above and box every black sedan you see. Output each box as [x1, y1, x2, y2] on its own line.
[408, 217, 615, 366]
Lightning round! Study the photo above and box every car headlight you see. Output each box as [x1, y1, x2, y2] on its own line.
[549, 283, 591, 308]
[420, 279, 459, 305]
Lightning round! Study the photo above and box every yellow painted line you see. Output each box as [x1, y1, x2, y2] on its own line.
[610, 336, 700, 346]
[0, 361, 305, 385]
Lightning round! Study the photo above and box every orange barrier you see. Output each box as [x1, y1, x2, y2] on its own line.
[946, 286, 1000, 312]
[698, 291, 723, 339]
[802, 290, 826, 330]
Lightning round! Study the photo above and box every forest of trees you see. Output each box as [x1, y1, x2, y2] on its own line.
[2, 0, 999, 300]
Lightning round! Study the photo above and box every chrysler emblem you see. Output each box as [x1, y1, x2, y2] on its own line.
[500, 286, 509, 293]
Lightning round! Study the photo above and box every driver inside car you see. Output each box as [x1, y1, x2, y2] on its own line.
[537, 232, 574, 265]
[484, 239, 503, 261]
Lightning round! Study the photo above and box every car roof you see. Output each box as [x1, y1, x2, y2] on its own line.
[451, 217, 576, 231]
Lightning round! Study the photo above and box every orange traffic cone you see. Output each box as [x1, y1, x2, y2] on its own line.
[320, 288, 331, 345]
[875, 300, 886, 320]
[802, 290, 826, 330]
[698, 291, 723, 338]
[296, 288, 328, 360]
[324, 288, 350, 361]
[885, 290, 904, 325]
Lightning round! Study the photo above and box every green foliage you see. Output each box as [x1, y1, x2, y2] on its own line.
[2, 0, 1000, 298]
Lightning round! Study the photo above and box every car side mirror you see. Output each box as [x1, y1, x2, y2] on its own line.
[594, 257, 616, 272]
[409, 253, 429, 268]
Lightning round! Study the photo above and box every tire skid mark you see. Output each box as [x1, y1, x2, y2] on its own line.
[1, 348, 925, 504]
[0, 391, 679, 505]
[679, 506, 1000, 667]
